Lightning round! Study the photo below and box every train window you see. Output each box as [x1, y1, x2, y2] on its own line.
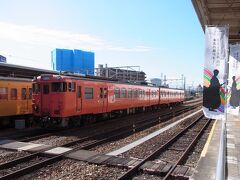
[133, 90, 136, 98]
[73, 83, 76, 92]
[52, 82, 67, 92]
[10, 88, 17, 100]
[133, 90, 138, 98]
[0, 87, 8, 100]
[100, 88, 103, 98]
[114, 88, 120, 99]
[33, 83, 40, 93]
[146, 91, 149, 96]
[22, 88, 27, 100]
[68, 82, 76, 92]
[128, 89, 132, 98]
[43, 85, 49, 94]
[68, 83, 71, 92]
[139, 90, 142, 98]
[85, 87, 93, 99]
[77, 86, 81, 98]
[104, 88, 107, 98]
[121, 88, 127, 98]
[29, 88, 32, 99]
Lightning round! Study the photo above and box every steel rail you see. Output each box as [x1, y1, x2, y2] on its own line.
[163, 118, 211, 180]
[0, 104, 200, 179]
[0, 104, 198, 168]
[117, 114, 204, 180]
[16, 101, 201, 142]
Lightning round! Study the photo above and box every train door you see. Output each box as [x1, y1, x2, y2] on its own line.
[103, 87, 108, 112]
[99, 87, 108, 113]
[21, 87, 28, 114]
[76, 86, 82, 111]
[24, 85, 32, 114]
[41, 83, 50, 114]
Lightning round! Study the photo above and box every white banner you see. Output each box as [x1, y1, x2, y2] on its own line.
[203, 26, 229, 120]
[227, 44, 240, 115]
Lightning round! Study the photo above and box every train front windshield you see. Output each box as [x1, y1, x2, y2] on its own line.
[51, 82, 67, 92]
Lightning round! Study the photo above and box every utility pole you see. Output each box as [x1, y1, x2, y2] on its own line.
[182, 74, 186, 92]
[164, 75, 167, 86]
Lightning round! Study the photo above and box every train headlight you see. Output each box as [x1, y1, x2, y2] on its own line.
[34, 105, 39, 112]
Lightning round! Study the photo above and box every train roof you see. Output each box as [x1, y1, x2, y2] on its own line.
[0, 63, 57, 78]
[37, 74, 184, 91]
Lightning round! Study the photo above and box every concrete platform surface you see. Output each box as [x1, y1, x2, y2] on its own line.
[191, 114, 240, 180]
[226, 114, 240, 180]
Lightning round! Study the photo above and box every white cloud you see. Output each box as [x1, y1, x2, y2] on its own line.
[0, 22, 152, 52]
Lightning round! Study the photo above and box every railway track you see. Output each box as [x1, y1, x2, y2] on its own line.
[118, 114, 211, 180]
[0, 100, 200, 144]
[0, 104, 201, 179]
[0, 98, 202, 144]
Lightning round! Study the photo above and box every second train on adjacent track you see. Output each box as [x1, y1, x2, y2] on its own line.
[32, 74, 185, 127]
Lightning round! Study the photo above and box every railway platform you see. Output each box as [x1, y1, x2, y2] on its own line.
[191, 114, 240, 180]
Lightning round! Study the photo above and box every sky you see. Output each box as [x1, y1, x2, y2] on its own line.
[0, 0, 204, 88]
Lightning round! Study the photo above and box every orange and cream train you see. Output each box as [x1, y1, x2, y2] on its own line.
[0, 76, 32, 126]
[32, 74, 185, 127]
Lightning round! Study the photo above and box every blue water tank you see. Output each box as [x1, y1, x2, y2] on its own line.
[73, 49, 84, 73]
[83, 51, 94, 75]
[51, 49, 73, 72]
[51, 48, 94, 74]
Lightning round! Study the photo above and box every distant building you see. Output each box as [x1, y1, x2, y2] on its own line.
[51, 48, 94, 75]
[97, 64, 146, 82]
[150, 78, 162, 86]
[0, 55, 6, 63]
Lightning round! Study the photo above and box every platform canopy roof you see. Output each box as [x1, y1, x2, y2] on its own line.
[192, 0, 240, 42]
[0, 63, 57, 78]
